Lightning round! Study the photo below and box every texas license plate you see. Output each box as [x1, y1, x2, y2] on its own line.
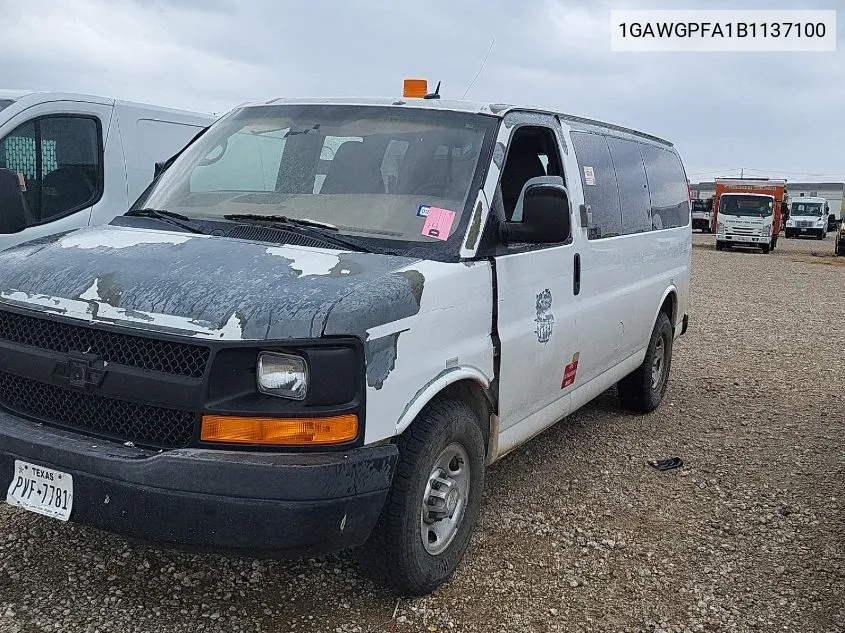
[6, 460, 73, 521]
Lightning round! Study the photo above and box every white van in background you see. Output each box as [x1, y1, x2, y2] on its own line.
[0, 90, 215, 250]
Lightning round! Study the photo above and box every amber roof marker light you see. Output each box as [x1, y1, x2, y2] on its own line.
[402, 79, 442, 100]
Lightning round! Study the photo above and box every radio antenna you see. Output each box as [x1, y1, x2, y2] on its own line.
[462, 37, 496, 99]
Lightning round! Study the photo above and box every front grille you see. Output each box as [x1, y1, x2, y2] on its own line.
[0, 371, 195, 448]
[796, 220, 813, 228]
[0, 310, 210, 378]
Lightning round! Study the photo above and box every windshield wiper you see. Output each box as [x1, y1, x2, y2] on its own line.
[222, 214, 374, 253]
[223, 214, 338, 230]
[125, 208, 207, 235]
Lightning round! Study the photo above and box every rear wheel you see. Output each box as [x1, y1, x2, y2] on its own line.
[358, 399, 485, 596]
[618, 312, 673, 413]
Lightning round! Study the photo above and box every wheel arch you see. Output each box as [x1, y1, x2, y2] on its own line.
[394, 368, 496, 460]
[655, 285, 678, 331]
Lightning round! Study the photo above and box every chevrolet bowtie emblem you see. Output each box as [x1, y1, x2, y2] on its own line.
[62, 352, 107, 389]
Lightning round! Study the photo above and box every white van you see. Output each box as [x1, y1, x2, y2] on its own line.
[0, 89, 691, 596]
[0, 90, 215, 250]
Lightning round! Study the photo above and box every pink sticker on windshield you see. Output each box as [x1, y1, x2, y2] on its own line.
[421, 207, 455, 241]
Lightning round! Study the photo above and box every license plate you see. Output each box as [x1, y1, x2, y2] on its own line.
[6, 460, 73, 521]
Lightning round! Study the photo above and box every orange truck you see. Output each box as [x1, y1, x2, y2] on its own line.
[713, 178, 787, 254]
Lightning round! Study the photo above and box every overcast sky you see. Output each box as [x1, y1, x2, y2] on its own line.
[1, 0, 843, 182]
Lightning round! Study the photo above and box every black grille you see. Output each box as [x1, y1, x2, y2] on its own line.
[0, 310, 210, 378]
[0, 371, 195, 448]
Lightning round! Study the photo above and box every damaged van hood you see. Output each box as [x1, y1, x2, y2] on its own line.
[0, 226, 424, 340]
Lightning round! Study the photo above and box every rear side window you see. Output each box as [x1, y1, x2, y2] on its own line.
[606, 136, 651, 235]
[571, 131, 622, 239]
[0, 115, 102, 225]
[641, 145, 689, 230]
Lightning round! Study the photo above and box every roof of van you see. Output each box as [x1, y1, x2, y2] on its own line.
[248, 97, 673, 147]
[0, 89, 36, 101]
[0, 89, 216, 119]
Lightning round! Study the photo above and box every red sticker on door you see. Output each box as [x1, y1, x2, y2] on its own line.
[561, 352, 580, 389]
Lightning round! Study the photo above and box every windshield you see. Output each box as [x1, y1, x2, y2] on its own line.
[692, 200, 711, 212]
[719, 194, 773, 217]
[790, 202, 824, 216]
[136, 105, 497, 249]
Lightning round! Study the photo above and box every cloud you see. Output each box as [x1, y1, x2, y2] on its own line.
[1, 0, 843, 178]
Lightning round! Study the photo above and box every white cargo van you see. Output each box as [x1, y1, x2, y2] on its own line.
[0, 90, 215, 250]
[0, 85, 691, 596]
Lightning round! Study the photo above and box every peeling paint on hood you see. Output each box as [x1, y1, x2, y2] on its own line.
[0, 226, 422, 340]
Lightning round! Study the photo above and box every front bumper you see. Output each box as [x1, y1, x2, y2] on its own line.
[720, 234, 769, 244]
[0, 411, 397, 556]
[785, 227, 824, 238]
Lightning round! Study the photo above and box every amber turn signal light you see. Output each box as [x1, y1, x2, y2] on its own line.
[200, 414, 358, 446]
[403, 78, 428, 98]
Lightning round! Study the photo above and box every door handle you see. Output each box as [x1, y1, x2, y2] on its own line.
[573, 252, 581, 296]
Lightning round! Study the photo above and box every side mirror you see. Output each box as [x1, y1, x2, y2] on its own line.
[0, 168, 27, 235]
[501, 176, 571, 244]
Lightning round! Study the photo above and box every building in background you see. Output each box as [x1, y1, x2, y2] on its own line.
[690, 181, 845, 216]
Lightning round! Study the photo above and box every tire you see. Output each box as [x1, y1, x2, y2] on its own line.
[761, 243, 771, 254]
[618, 311, 673, 413]
[772, 236, 778, 250]
[358, 398, 485, 596]
[716, 240, 724, 251]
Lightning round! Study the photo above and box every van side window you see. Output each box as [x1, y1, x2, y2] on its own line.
[570, 131, 622, 239]
[640, 144, 689, 230]
[499, 126, 563, 221]
[0, 116, 101, 225]
[606, 136, 651, 235]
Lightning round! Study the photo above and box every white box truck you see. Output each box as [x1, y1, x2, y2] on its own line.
[0, 90, 215, 250]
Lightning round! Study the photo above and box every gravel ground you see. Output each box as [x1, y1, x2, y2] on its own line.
[1, 232, 843, 633]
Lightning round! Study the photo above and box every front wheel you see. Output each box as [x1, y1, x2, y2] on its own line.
[618, 311, 673, 413]
[358, 399, 486, 596]
[761, 243, 771, 254]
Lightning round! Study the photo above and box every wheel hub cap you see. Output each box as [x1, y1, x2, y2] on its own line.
[651, 337, 666, 389]
[420, 443, 470, 555]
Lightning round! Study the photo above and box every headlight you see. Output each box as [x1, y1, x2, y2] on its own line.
[257, 352, 308, 400]
[761, 225, 771, 237]
[816, 218, 825, 226]
[717, 221, 725, 233]
[786, 219, 795, 226]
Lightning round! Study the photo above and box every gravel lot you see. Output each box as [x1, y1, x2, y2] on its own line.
[1, 232, 843, 633]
